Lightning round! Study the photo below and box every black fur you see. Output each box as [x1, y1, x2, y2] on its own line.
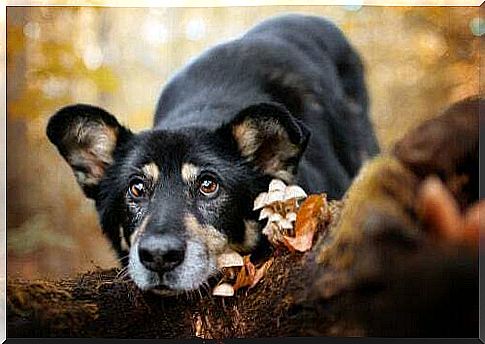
[46, 14, 379, 293]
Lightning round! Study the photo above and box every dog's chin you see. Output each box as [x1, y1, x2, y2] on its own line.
[148, 285, 180, 297]
[128, 239, 217, 295]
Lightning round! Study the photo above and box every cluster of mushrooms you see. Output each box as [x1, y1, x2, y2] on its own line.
[254, 179, 308, 245]
[212, 179, 309, 296]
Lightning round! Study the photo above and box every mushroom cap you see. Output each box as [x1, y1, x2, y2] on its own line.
[253, 192, 268, 210]
[217, 250, 244, 268]
[254, 180, 308, 211]
[283, 185, 307, 201]
[212, 283, 235, 297]
[267, 190, 285, 203]
[268, 212, 283, 223]
[285, 212, 297, 222]
[259, 207, 274, 220]
[268, 179, 286, 191]
[268, 179, 287, 192]
[279, 218, 294, 230]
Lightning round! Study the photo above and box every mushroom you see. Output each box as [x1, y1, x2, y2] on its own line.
[253, 192, 269, 210]
[286, 212, 297, 222]
[279, 218, 294, 230]
[268, 212, 283, 223]
[212, 283, 235, 297]
[266, 190, 285, 204]
[254, 178, 309, 246]
[284, 185, 307, 201]
[258, 207, 274, 220]
[268, 179, 287, 192]
[217, 249, 244, 269]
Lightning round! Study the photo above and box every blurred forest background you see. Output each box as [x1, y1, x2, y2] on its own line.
[6, 5, 482, 279]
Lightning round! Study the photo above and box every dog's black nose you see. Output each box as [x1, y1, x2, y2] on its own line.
[138, 234, 185, 273]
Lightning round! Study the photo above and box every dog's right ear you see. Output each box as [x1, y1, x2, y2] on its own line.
[46, 104, 132, 199]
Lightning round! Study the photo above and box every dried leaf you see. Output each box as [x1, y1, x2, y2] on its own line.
[249, 258, 274, 289]
[283, 194, 328, 252]
[231, 256, 273, 292]
[233, 256, 256, 292]
[212, 283, 235, 297]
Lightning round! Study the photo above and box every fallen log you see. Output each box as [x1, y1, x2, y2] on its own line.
[7, 96, 481, 338]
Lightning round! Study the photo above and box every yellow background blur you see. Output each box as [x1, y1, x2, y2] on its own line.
[6, 5, 482, 279]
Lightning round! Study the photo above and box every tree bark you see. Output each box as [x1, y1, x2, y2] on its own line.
[7, 96, 480, 338]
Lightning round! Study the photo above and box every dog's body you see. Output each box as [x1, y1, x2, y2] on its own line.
[47, 14, 379, 294]
[155, 15, 378, 196]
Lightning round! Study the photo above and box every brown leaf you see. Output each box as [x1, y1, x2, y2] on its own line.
[233, 256, 256, 292]
[249, 258, 274, 289]
[232, 256, 273, 292]
[283, 194, 328, 252]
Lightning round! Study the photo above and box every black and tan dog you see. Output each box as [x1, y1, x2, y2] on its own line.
[46, 14, 379, 294]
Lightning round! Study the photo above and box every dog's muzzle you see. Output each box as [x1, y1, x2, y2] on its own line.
[137, 234, 186, 274]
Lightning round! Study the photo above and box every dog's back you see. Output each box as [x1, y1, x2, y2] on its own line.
[154, 14, 379, 199]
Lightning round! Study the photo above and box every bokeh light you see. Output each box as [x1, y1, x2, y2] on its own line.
[185, 17, 206, 41]
[469, 16, 484, 36]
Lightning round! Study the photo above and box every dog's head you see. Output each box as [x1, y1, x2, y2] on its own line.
[46, 102, 309, 293]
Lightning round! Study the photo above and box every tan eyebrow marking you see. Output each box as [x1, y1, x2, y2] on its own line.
[181, 163, 200, 184]
[142, 162, 159, 182]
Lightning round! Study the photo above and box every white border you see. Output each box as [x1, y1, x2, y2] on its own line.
[1, 1, 482, 343]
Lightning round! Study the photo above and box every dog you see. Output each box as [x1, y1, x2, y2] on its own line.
[46, 14, 379, 294]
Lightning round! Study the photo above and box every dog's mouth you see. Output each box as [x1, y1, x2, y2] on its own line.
[148, 285, 179, 296]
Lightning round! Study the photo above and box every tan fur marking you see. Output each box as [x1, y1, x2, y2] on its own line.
[130, 215, 151, 246]
[184, 214, 228, 254]
[64, 120, 118, 188]
[119, 226, 130, 252]
[232, 118, 300, 181]
[232, 120, 260, 157]
[142, 162, 160, 182]
[181, 163, 200, 183]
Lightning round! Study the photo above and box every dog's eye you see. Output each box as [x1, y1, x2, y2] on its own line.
[199, 175, 219, 196]
[129, 177, 146, 199]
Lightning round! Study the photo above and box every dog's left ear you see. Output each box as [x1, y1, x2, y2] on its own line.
[46, 104, 132, 199]
[221, 102, 310, 181]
